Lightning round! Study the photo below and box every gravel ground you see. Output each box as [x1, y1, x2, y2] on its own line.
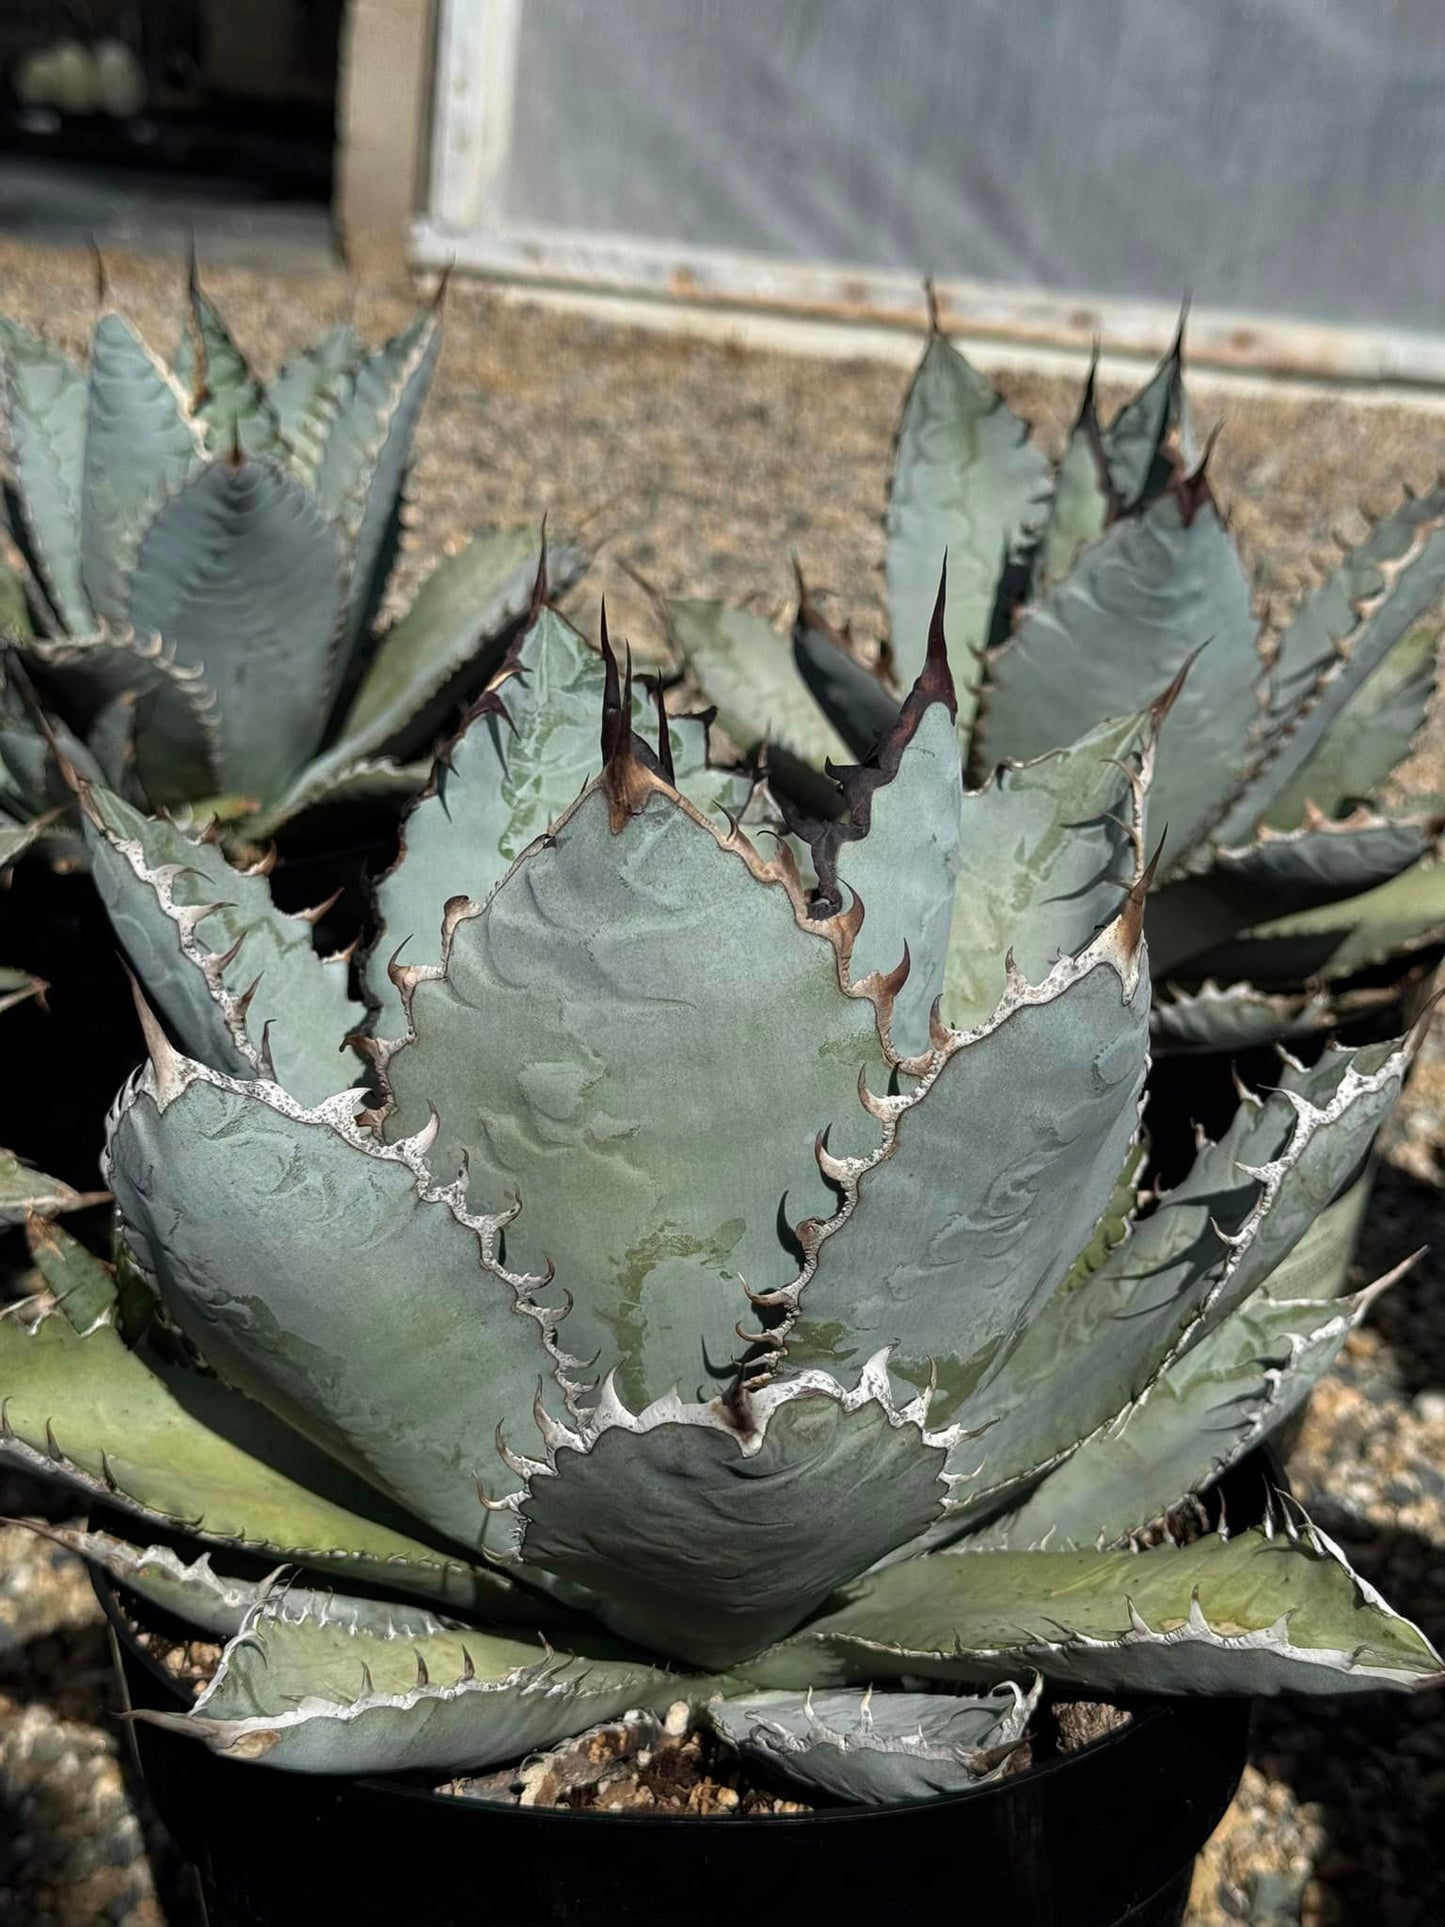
[0, 234, 1443, 1925]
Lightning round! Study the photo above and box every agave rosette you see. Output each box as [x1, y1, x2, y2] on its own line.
[0, 269, 574, 848]
[667, 316, 1445, 1051]
[0, 586, 1436, 1802]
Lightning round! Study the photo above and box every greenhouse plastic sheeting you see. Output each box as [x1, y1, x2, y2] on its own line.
[480, 0, 1445, 333]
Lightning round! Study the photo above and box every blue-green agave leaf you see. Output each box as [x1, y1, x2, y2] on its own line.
[1035, 362, 1114, 586]
[982, 1262, 1405, 1552]
[0, 1298, 517, 1612]
[1252, 1164, 1372, 1303]
[0, 811, 56, 868]
[1172, 855, 1445, 988]
[126, 457, 344, 801]
[777, 900, 1150, 1428]
[81, 312, 204, 625]
[749, 1525, 1441, 1696]
[25, 1216, 118, 1335]
[367, 604, 756, 1036]
[16, 626, 220, 808]
[509, 1360, 958, 1668]
[0, 1153, 103, 1224]
[311, 306, 440, 655]
[0, 554, 34, 637]
[1151, 979, 1337, 1052]
[1193, 808, 1437, 912]
[0, 963, 44, 1011]
[944, 706, 1153, 1031]
[14, 1519, 460, 1642]
[171, 275, 281, 461]
[793, 581, 962, 1057]
[267, 323, 362, 485]
[0, 316, 93, 631]
[378, 750, 890, 1412]
[245, 754, 431, 842]
[79, 780, 358, 1101]
[1101, 327, 1184, 512]
[708, 1679, 1037, 1804]
[790, 573, 899, 760]
[322, 525, 562, 774]
[1261, 620, 1438, 832]
[667, 596, 850, 809]
[983, 487, 1260, 867]
[107, 1054, 575, 1556]
[885, 330, 1050, 707]
[368, 606, 631, 1028]
[1217, 483, 1445, 839]
[84, 686, 144, 795]
[935, 1031, 1415, 1540]
[1148, 807, 1440, 978]
[140, 1590, 689, 1773]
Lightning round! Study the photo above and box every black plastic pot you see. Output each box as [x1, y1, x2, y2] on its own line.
[103, 1606, 1245, 1927]
[95, 1457, 1274, 1927]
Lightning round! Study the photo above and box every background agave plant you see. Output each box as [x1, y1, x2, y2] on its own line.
[0, 593, 1435, 1799]
[666, 315, 1445, 1051]
[0, 267, 569, 849]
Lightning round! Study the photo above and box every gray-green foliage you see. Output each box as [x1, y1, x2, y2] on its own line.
[670, 322, 1445, 1050]
[0, 276, 573, 846]
[3, 601, 1436, 1797]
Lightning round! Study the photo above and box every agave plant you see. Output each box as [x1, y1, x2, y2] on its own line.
[0, 268, 569, 848]
[667, 316, 1445, 1050]
[0, 593, 1436, 1800]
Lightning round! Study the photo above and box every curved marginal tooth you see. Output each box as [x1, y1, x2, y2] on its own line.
[491, 1194, 524, 1232]
[175, 899, 230, 940]
[402, 1106, 441, 1160]
[212, 932, 247, 972]
[856, 1066, 895, 1123]
[815, 1133, 854, 1184]
[232, 974, 263, 1026]
[495, 1424, 551, 1482]
[127, 973, 186, 1107]
[295, 886, 344, 926]
[591, 1370, 636, 1434]
[855, 1348, 895, 1407]
[531, 1383, 575, 1455]
[1207, 1213, 1251, 1252]
[440, 894, 483, 954]
[474, 1474, 522, 1516]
